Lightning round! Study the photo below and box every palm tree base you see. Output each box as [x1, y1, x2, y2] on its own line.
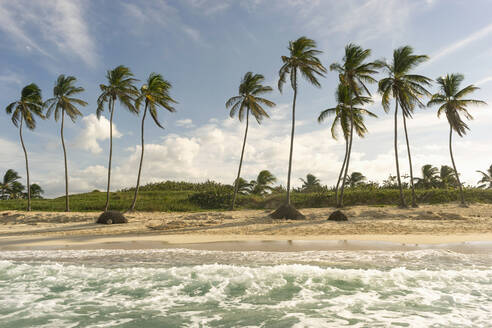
[411, 203, 419, 208]
[270, 203, 305, 220]
[398, 204, 409, 209]
[459, 203, 468, 208]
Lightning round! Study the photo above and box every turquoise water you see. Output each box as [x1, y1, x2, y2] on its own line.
[0, 248, 491, 327]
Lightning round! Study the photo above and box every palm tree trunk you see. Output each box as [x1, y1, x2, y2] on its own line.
[335, 137, 349, 206]
[449, 126, 466, 206]
[402, 114, 417, 207]
[130, 102, 148, 211]
[338, 112, 354, 208]
[286, 70, 297, 205]
[394, 101, 406, 208]
[19, 116, 31, 211]
[104, 98, 114, 212]
[231, 108, 250, 210]
[61, 109, 70, 212]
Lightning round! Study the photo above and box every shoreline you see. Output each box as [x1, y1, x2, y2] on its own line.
[1, 203, 491, 252]
[2, 233, 492, 252]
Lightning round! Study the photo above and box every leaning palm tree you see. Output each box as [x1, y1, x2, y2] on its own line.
[271, 36, 326, 220]
[97, 65, 139, 211]
[1, 169, 22, 199]
[330, 43, 379, 208]
[29, 184, 44, 199]
[427, 74, 486, 206]
[378, 46, 432, 207]
[226, 72, 275, 209]
[129, 73, 177, 211]
[318, 83, 375, 205]
[477, 165, 492, 189]
[44, 75, 87, 212]
[5, 83, 44, 211]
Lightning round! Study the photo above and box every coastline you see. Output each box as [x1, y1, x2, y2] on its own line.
[2, 233, 492, 252]
[1, 203, 491, 251]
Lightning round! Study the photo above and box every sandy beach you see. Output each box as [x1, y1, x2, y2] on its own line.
[0, 203, 491, 250]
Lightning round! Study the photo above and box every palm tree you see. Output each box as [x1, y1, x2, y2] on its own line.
[439, 165, 458, 188]
[129, 73, 177, 211]
[330, 43, 379, 208]
[97, 65, 139, 211]
[318, 83, 375, 204]
[414, 164, 439, 189]
[10, 181, 25, 199]
[427, 74, 486, 206]
[250, 170, 277, 196]
[44, 75, 87, 212]
[272, 36, 326, 219]
[299, 173, 321, 192]
[1, 169, 22, 199]
[226, 72, 275, 209]
[378, 46, 432, 208]
[29, 184, 44, 199]
[5, 83, 44, 211]
[234, 177, 252, 195]
[477, 165, 492, 189]
[345, 172, 366, 188]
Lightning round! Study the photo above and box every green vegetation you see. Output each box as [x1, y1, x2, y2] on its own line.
[1, 181, 491, 212]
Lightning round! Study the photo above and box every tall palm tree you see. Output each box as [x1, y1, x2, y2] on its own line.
[318, 83, 375, 204]
[330, 43, 379, 208]
[345, 172, 367, 188]
[1, 169, 22, 199]
[477, 165, 492, 189]
[5, 83, 44, 211]
[97, 65, 139, 211]
[299, 173, 321, 192]
[427, 73, 486, 206]
[378, 46, 432, 208]
[250, 170, 277, 196]
[226, 72, 275, 209]
[44, 75, 87, 212]
[129, 73, 177, 211]
[272, 36, 326, 219]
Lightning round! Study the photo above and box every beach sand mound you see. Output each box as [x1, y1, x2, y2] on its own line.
[328, 210, 348, 221]
[270, 204, 306, 220]
[97, 211, 128, 224]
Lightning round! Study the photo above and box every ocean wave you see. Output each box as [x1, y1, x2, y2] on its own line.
[1, 257, 491, 327]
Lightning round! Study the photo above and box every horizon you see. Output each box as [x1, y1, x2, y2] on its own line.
[1, 0, 491, 198]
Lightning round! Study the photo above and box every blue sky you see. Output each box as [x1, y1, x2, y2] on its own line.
[1, 0, 491, 197]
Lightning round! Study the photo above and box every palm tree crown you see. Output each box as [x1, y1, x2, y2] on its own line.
[250, 170, 277, 195]
[45, 75, 87, 122]
[378, 46, 432, 116]
[6, 83, 44, 129]
[278, 36, 327, 92]
[330, 43, 379, 97]
[136, 73, 177, 128]
[477, 165, 492, 189]
[97, 65, 139, 118]
[227, 72, 275, 123]
[318, 84, 375, 140]
[427, 73, 486, 136]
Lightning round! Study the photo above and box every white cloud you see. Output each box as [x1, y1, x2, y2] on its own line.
[175, 119, 195, 128]
[74, 114, 122, 154]
[476, 76, 492, 86]
[0, 0, 98, 67]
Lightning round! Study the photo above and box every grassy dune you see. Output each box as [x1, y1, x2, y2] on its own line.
[1, 188, 491, 212]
